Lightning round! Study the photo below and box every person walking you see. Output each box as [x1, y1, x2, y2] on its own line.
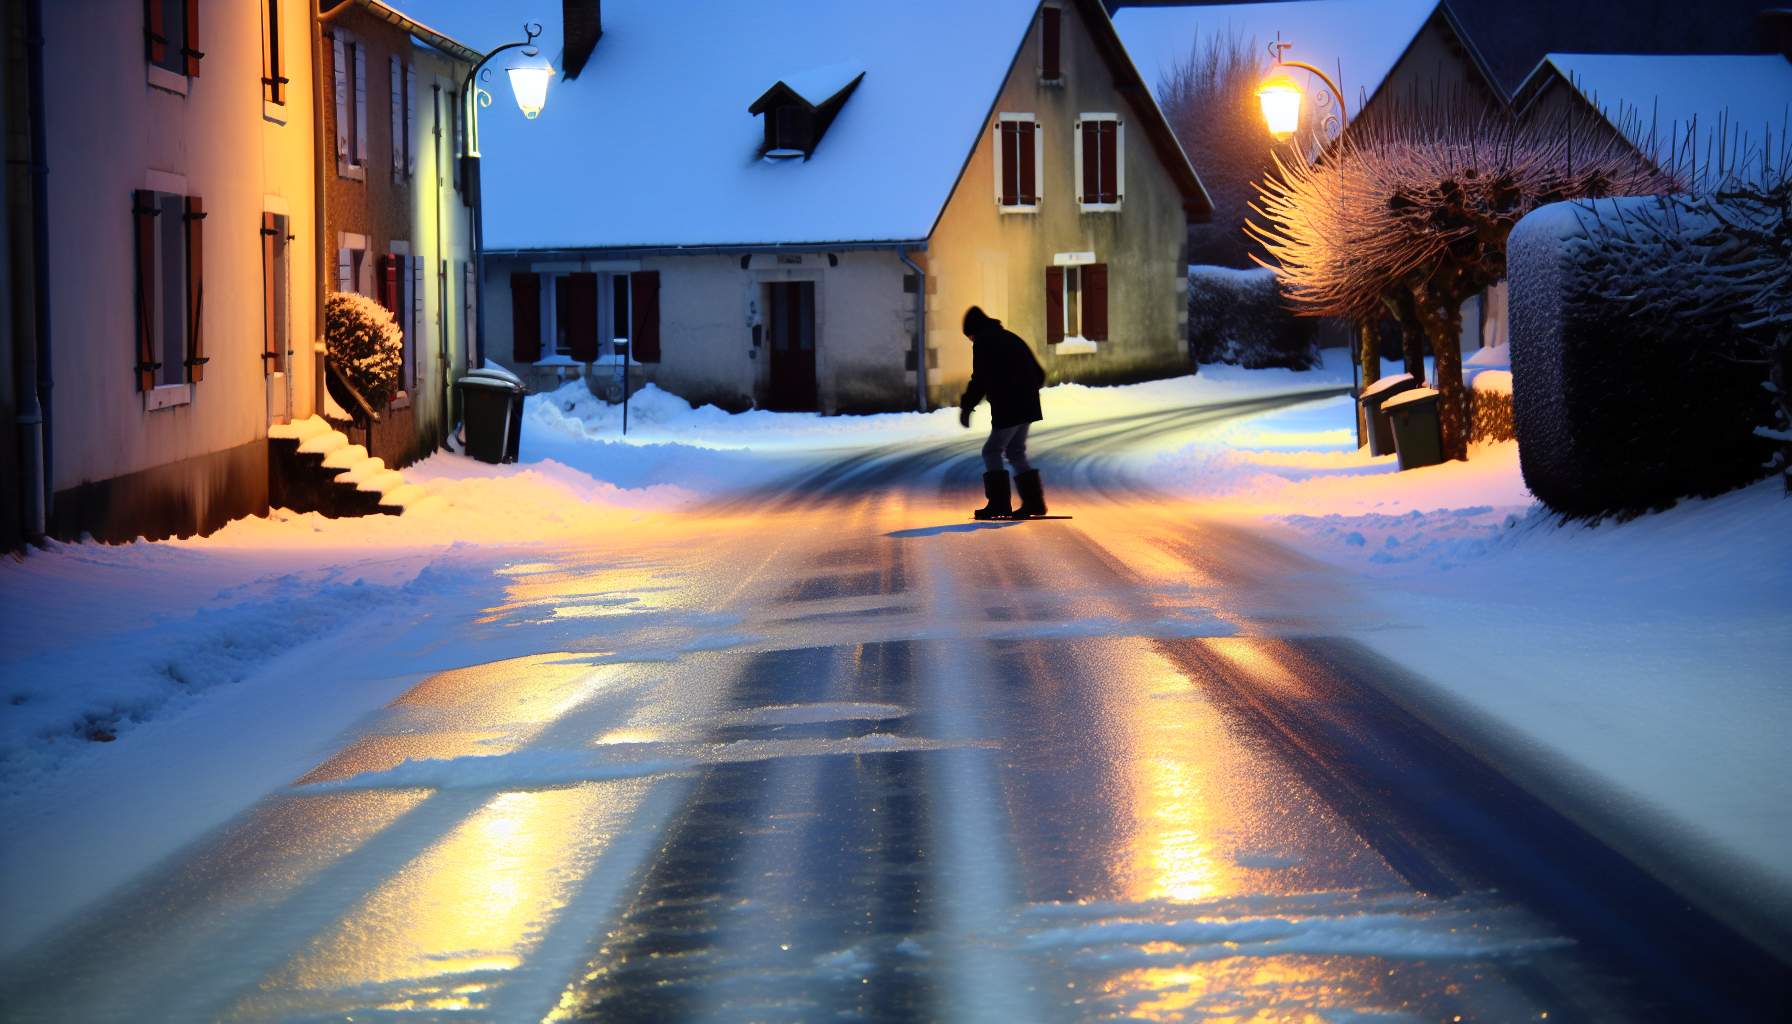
[958, 306, 1050, 519]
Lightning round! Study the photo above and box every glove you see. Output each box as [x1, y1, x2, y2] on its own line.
[959, 407, 972, 428]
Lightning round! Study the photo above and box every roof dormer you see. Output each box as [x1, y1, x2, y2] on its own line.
[749, 65, 865, 160]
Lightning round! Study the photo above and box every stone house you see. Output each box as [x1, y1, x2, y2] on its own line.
[477, 0, 1211, 413]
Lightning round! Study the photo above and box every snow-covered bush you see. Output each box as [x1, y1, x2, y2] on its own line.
[1186, 265, 1318, 369]
[325, 291, 403, 410]
[1508, 196, 1781, 517]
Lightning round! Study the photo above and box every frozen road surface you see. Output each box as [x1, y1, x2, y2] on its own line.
[4, 393, 1788, 1021]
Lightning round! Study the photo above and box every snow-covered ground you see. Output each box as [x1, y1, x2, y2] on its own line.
[3, 348, 1786, 956]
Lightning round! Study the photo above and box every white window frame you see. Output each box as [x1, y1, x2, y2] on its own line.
[1052, 251, 1099, 354]
[338, 231, 369, 296]
[143, 170, 194, 409]
[992, 112, 1043, 214]
[599, 272, 636, 365]
[333, 32, 368, 180]
[1073, 112, 1125, 213]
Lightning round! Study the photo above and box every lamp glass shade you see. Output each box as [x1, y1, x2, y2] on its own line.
[1256, 74, 1302, 139]
[508, 65, 553, 119]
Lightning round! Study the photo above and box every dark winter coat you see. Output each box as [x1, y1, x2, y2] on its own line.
[960, 318, 1046, 428]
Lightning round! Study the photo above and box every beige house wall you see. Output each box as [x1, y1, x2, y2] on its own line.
[41, 0, 316, 537]
[484, 249, 914, 414]
[925, 0, 1191, 404]
[408, 43, 475, 444]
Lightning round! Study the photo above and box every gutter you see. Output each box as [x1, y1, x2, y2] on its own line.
[896, 244, 927, 413]
[311, 0, 329, 417]
[481, 239, 929, 261]
[18, 0, 50, 539]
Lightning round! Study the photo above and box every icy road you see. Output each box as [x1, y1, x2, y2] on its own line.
[4, 392, 1788, 1021]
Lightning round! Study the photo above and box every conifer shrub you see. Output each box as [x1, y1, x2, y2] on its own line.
[1186, 265, 1318, 369]
[1508, 196, 1781, 517]
[325, 291, 404, 410]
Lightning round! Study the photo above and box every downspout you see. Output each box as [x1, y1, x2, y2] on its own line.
[311, 0, 329, 417]
[433, 82, 447, 442]
[897, 244, 926, 411]
[20, 0, 51, 539]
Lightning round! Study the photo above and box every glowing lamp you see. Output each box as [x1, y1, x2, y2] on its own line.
[507, 65, 553, 119]
[1256, 73, 1302, 139]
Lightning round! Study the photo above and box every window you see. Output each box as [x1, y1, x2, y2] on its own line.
[994, 114, 1041, 211]
[377, 249, 414, 395]
[132, 188, 206, 398]
[338, 232, 370, 296]
[332, 33, 367, 178]
[263, 0, 286, 103]
[610, 273, 631, 355]
[146, 0, 201, 80]
[774, 106, 807, 152]
[390, 57, 416, 182]
[1041, 6, 1062, 81]
[262, 212, 289, 374]
[1075, 114, 1124, 209]
[1045, 259, 1107, 350]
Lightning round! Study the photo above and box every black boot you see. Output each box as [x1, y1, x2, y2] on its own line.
[973, 471, 1012, 520]
[1014, 469, 1048, 518]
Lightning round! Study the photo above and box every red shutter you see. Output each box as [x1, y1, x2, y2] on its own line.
[262, 213, 282, 373]
[132, 190, 159, 391]
[999, 123, 1018, 206]
[631, 271, 661, 363]
[1045, 266, 1064, 345]
[1042, 7, 1062, 81]
[510, 272, 541, 362]
[144, 0, 167, 65]
[1084, 263, 1108, 341]
[1019, 121, 1037, 204]
[183, 0, 202, 76]
[565, 272, 598, 362]
[184, 196, 206, 381]
[1081, 122, 1098, 203]
[1098, 122, 1118, 203]
[380, 255, 399, 313]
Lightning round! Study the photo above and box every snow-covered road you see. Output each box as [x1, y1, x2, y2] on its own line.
[4, 393, 1786, 1021]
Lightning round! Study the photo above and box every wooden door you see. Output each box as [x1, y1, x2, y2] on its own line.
[766, 281, 817, 410]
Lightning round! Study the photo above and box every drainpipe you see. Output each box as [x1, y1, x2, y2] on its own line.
[310, 0, 329, 418]
[433, 82, 448, 442]
[18, 0, 51, 539]
[897, 244, 927, 411]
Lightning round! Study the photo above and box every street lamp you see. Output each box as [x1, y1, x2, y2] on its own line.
[1255, 36, 1348, 142]
[461, 21, 551, 371]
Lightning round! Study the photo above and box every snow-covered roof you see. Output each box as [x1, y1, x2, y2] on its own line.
[1520, 54, 1792, 179]
[478, 0, 1043, 250]
[1113, 0, 1440, 115]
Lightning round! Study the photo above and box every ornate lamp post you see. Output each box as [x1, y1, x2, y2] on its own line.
[462, 22, 551, 368]
[1255, 36, 1347, 142]
[1256, 36, 1366, 439]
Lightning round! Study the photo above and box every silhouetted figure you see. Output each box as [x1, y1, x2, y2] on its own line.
[958, 306, 1049, 519]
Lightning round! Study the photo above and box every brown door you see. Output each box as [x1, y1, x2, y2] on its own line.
[766, 281, 817, 410]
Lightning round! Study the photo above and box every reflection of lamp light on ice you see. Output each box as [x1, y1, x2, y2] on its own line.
[506, 64, 553, 119]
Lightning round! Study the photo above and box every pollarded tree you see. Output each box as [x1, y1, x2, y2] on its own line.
[1247, 108, 1671, 460]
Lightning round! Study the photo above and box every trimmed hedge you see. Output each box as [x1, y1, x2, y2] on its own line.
[1469, 372, 1515, 443]
[1508, 200, 1776, 517]
[1187, 265, 1319, 370]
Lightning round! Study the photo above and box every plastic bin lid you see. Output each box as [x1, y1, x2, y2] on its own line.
[1381, 386, 1439, 411]
[458, 374, 521, 391]
[1359, 373, 1416, 400]
[465, 363, 524, 387]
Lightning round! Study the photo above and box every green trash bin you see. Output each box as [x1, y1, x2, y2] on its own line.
[1383, 386, 1444, 471]
[458, 374, 523, 464]
[1358, 373, 1418, 456]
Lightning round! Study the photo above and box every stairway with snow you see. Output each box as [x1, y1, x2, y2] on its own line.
[268, 416, 439, 518]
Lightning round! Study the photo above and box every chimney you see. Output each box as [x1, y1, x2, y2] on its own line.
[562, 0, 603, 80]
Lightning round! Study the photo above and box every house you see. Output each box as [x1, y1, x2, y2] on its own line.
[476, 0, 1211, 414]
[19, 0, 321, 542]
[1513, 52, 1792, 186]
[1114, 0, 1510, 352]
[318, 0, 478, 469]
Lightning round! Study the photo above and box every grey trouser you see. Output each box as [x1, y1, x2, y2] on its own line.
[982, 422, 1033, 474]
